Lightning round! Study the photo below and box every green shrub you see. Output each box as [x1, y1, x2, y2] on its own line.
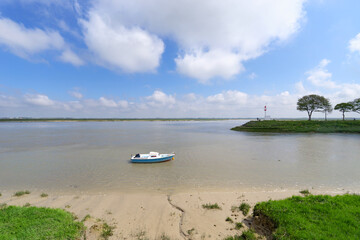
[13, 190, 30, 197]
[239, 203, 250, 216]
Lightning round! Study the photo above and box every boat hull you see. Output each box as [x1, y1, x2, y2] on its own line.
[131, 154, 174, 163]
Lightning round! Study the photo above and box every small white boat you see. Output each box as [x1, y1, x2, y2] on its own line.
[131, 151, 175, 163]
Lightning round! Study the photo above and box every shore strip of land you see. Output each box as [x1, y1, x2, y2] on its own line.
[0, 189, 352, 240]
[231, 120, 360, 133]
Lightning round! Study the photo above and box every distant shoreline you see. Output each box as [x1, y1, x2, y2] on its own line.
[0, 118, 251, 122]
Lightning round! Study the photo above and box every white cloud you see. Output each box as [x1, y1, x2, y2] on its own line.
[146, 90, 175, 107]
[306, 59, 338, 89]
[24, 94, 55, 106]
[80, 12, 164, 73]
[99, 97, 128, 108]
[83, 0, 306, 81]
[69, 91, 83, 99]
[176, 49, 243, 83]
[349, 33, 360, 53]
[304, 59, 360, 104]
[207, 90, 248, 105]
[59, 49, 84, 66]
[0, 17, 65, 58]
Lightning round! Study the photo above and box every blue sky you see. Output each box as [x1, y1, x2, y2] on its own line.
[0, 0, 360, 118]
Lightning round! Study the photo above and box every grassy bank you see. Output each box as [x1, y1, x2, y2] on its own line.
[253, 194, 360, 239]
[0, 205, 84, 239]
[231, 120, 360, 133]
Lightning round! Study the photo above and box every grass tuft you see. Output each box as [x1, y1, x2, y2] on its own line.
[226, 217, 234, 223]
[13, 190, 30, 197]
[234, 222, 243, 230]
[40, 193, 48, 198]
[160, 233, 171, 240]
[239, 203, 251, 216]
[23, 203, 31, 207]
[299, 189, 311, 196]
[202, 203, 221, 210]
[101, 222, 114, 239]
[187, 228, 195, 235]
[81, 214, 91, 222]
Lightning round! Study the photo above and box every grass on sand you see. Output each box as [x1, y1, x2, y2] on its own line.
[231, 120, 360, 133]
[253, 194, 360, 239]
[0, 205, 84, 239]
[202, 203, 222, 210]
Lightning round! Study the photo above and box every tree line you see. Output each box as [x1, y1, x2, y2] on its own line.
[297, 94, 360, 120]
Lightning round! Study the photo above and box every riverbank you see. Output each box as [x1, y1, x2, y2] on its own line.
[0, 189, 354, 239]
[231, 120, 360, 133]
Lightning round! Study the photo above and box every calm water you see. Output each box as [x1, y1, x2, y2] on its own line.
[0, 120, 360, 193]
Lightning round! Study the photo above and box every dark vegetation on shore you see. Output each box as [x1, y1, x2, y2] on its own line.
[231, 120, 360, 133]
[0, 205, 84, 239]
[0, 118, 243, 122]
[253, 194, 360, 240]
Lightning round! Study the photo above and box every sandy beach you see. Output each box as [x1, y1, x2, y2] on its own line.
[0, 188, 354, 240]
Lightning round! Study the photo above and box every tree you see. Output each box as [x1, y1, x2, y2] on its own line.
[297, 94, 331, 121]
[334, 102, 353, 120]
[352, 98, 360, 114]
[323, 102, 333, 121]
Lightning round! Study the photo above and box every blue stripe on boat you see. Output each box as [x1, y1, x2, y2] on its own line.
[131, 156, 173, 163]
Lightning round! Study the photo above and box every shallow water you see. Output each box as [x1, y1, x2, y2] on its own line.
[0, 120, 360, 193]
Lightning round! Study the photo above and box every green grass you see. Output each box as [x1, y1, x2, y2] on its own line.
[226, 217, 234, 223]
[239, 203, 251, 216]
[13, 190, 30, 197]
[160, 233, 171, 240]
[234, 222, 243, 230]
[231, 120, 360, 133]
[81, 214, 91, 222]
[202, 203, 222, 210]
[224, 230, 257, 240]
[101, 222, 114, 239]
[253, 194, 360, 239]
[0, 205, 84, 239]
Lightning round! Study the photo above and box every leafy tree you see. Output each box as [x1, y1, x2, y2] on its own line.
[323, 101, 333, 121]
[334, 102, 353, 120]
[352, 98, 360, 114]
[297, 94, 332, 121]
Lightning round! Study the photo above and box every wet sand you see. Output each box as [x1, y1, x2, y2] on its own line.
[0, 188, 354, 239]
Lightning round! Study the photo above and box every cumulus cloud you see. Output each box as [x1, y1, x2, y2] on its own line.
[146, 90, 176, 107]
[0, 17, 84, 67]
[207, 90, 248, 105]
[24, 94, 55, 106]
[176, 50, 244, 83]
[82, 0, 305, 81]
[80, 12, 164, 73]
[99, 97, 128, 108]
[349, 33, 360, 53]
[0, 17, 65, 58]
[306, 59, 338, 89]
[304, 59, 360, 103]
